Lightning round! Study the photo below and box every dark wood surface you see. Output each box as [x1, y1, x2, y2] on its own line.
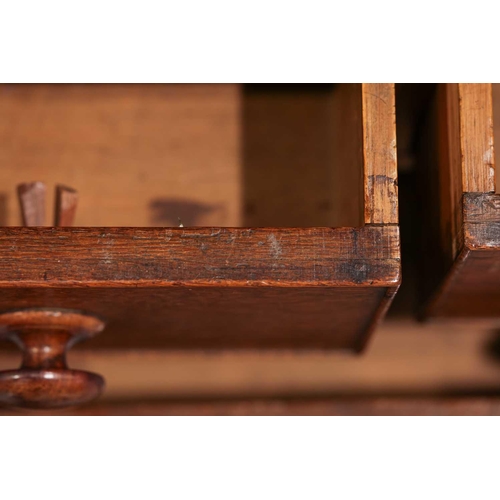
[330, 84, 363, 227]
[4, 396, 500, 415]
[243, 84, 345, 227]
[0, 227, 399, 286]
[0, 226, 399, 350]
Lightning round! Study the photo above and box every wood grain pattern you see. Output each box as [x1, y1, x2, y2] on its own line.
[419, 84, 500, 318]
[426, 193, 500, 317]
[0, 287, 389, 350]
[244, 83, 397, 228]
[0, 84, 240, 227]
[4, 397, 500, 415]
[0, 227, 399, 287]
[362, 83, 398, 224]
[442, 84, 464, 260]
[243, 84, 343, 227]
[493, 84, 500, 194]
[0, 84, 400, 353]
[459, 83, 495, 193]
[0, 226, 399, 351]
[0, 84, 398, 229]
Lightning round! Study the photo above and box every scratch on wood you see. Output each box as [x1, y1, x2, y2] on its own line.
[180, 230, 222, 239]
[225, 234, 237, 264]
[366, 92, 388, 107]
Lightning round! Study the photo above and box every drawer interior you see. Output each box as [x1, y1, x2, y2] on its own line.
[0, 84, 367, 228]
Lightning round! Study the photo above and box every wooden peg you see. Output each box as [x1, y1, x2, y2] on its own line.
[54, 184, 78, 226]
[17, 182, 46, 226]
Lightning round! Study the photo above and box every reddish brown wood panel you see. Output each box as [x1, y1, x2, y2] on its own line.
[330, 84, 364, 227]
[4, 397, 500, 416]
[243, 84, 346, 227]
[0, 227, 399, 287]
[0, 227, 399, 350]
[418, 84, 500, 318]
[0, 84, 400, 355]
[425, 193, 500, 317]
[0, 287, 389, 350]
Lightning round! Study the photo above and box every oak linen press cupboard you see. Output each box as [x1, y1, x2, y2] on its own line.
[0, 83, 400, 410]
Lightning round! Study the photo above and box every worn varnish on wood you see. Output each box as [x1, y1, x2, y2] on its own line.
[418, 83, 500, 317]
[0, 84, 399, 352]
[4, 397, 500, 416]
[0, 226, 399, 350]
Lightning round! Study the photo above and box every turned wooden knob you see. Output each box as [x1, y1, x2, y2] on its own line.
[0, 309, 105, 409]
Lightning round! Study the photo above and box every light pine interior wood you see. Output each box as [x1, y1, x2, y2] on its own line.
[0, 84, 395, 228]
[492, 83, 500, 194]
[0, 84, 242, 227]
[458, 83, 495, 193]
[362, 83, 398, 224]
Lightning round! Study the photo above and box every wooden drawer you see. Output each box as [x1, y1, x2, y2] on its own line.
[0, 84, 400, 352]
[417, 84, 500, 318]
[0, 84, 401, 409]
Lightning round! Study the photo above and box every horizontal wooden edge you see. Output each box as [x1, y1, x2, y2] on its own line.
[0, 226, 401, 287]
[4, 396, 500, 415]
[0, 279, 401, 289]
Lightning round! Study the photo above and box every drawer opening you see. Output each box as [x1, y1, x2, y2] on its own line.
[0, 84, 395, 228]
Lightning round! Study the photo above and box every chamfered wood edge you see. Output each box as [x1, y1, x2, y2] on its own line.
[354, 285, 400, 352]
[418, 84, 497, 319]
[421, 192, 500, 318]
[0, 226, 400, 288]
[419, 245, 472, 319]
[362, 83, 398, 225]
[3, 396, 500, 416]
